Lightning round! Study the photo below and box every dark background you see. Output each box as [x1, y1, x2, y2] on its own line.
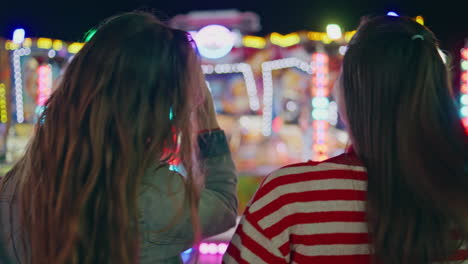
[1, 0, 467, 82]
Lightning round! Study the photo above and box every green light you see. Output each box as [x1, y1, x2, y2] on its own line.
[462, 60, 468, 71]
[84, 29, 97, 42]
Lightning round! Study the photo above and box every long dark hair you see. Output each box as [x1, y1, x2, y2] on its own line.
[1, 12, 206, 264]
[342, 16, 468, 264]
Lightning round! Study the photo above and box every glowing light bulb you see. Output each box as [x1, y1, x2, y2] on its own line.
[13, 28, 25, 44]
[387, 11, 399, 16]
[326, 24, 342, 40]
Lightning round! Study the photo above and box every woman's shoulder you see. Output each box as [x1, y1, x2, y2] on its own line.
[262, 152, 367, 189]
[247, 153, 368, 214]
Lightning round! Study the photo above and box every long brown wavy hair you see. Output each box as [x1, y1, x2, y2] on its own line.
[1, 12, 206, 264]
[342, 16, 468, 264]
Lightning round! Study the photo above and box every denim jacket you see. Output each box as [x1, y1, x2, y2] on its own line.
[0, 130, 238, 263]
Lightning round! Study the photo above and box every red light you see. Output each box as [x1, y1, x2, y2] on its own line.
[462, 48, 468, 60]
[462, 72, 468, 82]
[463, 117, 468, 128]
[272, 116, 284, 133]
[462, 84, 468, 94]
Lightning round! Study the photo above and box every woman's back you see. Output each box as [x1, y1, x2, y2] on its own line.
[224, 151, 468, 263]
[224, 15, 468, 264]
[0, 12, 238, 264]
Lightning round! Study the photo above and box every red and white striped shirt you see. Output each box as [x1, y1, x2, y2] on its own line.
[223, 151, 468, 264]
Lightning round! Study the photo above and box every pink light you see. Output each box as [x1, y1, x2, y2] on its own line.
[218, 243, 228, 254]
[37, 65, 52, 106]
[311, 52, 330, 161]
[199, 243, 210, 255]
[198, 242, 229, 255]
[207, 243, 218, 255]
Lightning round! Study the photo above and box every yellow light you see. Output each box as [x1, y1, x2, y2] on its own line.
[53, 40, 63, 51]
[344, 30, 357, 42]
[68, 42, 84, 54]
[0, 83, 8, 123]
[416, 16, 424, 25]
[23, 38, 32, 48]
[37, 38, 53, 49]
[326, 24, 342, 40]
[242, 36, 266, 49]
[322, 35, 332, 44]
[270, 32, 301, 48]
[308, 32, 326, 41]
[5, 41, 19, 50]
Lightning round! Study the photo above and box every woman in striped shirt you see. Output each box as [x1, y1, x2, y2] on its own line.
[224, 15, 468, 264]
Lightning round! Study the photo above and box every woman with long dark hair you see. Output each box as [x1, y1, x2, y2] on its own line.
[0, 12, 237, 264]
[224, 16, 468, 264]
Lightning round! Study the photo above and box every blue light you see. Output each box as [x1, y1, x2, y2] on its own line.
[181, 248, 193, 263]
[13, 28, 25, 44]
[387, 11, 399, 17]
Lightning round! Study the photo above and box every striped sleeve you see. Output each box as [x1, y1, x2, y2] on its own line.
[223, 170, 290, 264]
[222, 207, 288, 264]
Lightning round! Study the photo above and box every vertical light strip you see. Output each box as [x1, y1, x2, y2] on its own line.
[12, 49, 24, 123]
[460, 47, 468, 133]
[261, 58, 312, 136]
[36, 64, 52, 106]
[0, 83, 8, 123]
[311, 52, 330, 161]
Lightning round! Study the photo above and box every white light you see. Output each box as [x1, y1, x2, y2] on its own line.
[13, 52, 24, 123]
[207, 243, 218, 255]
[286, 101, 298, 111]
[48, 49, 56, 58]
[336, 129, 349, 143]
[438, 49, 447, 64]
[312, 97, 330, 108]
[201, 64, 214, 74]
[193, 25, 235, 59]
[13, 28, 25, 44]
[461, 94, 468, 105]
[199, 243, 209, 254]
[461, 106, 468, 117]
[326, 24, 342, 40]
[203, 63, 259, 111]
[328, 101, 338, 126]
[217, 243, 228, 254]
[312, 109, 329, 120]
[239, 116, 249, 128]
[387, 11, 399, 16]
[338, 45, 348, 55]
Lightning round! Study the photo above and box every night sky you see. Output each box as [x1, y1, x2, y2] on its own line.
[1, 0, 467, 52]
